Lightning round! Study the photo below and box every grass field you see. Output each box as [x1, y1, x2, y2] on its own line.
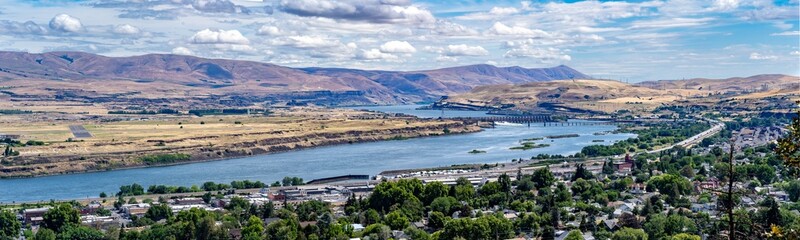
[0, 107, 480, 177]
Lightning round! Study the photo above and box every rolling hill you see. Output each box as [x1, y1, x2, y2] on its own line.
[0, 51, 588, 106]
[434, 75, 800, 114]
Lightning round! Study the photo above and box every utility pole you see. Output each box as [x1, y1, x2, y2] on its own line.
[726, 141, 735, 240]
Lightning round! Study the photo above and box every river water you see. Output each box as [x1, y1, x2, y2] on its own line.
[0, 105, 634, 203]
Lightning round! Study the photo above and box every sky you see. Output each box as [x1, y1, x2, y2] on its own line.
[0, 0, 797, 81]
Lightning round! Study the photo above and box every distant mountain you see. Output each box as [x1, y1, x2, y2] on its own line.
[636, 74, 799, 93]
[0, 51, 589, 105]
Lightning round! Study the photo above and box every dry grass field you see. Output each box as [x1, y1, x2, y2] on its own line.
[0, 107, 480, 177]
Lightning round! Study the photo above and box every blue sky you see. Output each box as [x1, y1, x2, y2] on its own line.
[0, 0, 797, 81]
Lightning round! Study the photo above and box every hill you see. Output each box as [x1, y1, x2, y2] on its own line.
[434, 75, 800, 114]
[0, 51, 588, 106]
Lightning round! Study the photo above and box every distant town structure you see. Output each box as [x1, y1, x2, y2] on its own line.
[0, 134, 21, 140]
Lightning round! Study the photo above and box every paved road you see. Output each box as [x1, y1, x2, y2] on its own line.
[69, 125, 92, 138]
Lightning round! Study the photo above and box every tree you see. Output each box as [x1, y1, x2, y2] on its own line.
[427, 211, 448, 230]
[670, 233, 701, 240]
[34, 228, 56, 240]
[422, 181, 450, 205]
[145, 204, 172, 221]
[612, 227, 648, 240]
[56, 224, 105, 240]
[0, 210, 21, 239]
[602, 159, 615, 175]
[572, 164, 594, 181]
[565, 230, 585, 240]
[786, 180, 800, 202]
[42, 204, 80, 231]
[532, 168, 555, 189]
[430, 196, 459, 215]
[384, 211, 409, 230]
[241, 216, 265, 238]
[776, 110, 800, 169]
[225, 197, 250, 211]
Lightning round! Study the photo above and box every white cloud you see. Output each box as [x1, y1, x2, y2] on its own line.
[630, 17, 714, 29]
[432, 20, 478, 36]
[771, 31, 800, 36]
[357, 48, 398, 60]
[49, 14, 83, 32]
[791, 51, 800, 56]
[749, 52, 777, 60]
[488, 7, 519, 15]
[191, 29, 250, 45]
[276, 35, 341, 48]
[171, 46, 194, 55]
[257, 25, 281, 36]
[456, 6, 519, 20]
[487, 22, 550, 37]
[113, 24, 141, 35]
[505, 46, 571, 62]
[712, 0, 740, 11]
[445, 44, 488, 56]
[379, 41, 416, 53]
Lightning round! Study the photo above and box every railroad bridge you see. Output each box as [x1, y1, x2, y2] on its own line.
[452, 115, 554, 123]
[452, 115, 615, 127]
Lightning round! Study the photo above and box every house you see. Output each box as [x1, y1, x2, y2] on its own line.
[613, 154, 635, 174]
[23, 207, 50, 225]
[121, 203, 150, 218]
[350, 223, 365, 232]
[603, 219, 618, 230]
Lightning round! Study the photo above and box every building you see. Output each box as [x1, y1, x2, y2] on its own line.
[121, 203, 150, 218]
[174, 197, 205, 205]
[613, 154, 634, 174]
[23, 207, 50, 225]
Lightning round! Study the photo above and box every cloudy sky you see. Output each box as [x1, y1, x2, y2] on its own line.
[0, 0, 797, 81]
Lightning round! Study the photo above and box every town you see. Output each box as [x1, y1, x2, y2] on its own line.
[2, 111, 798, 240]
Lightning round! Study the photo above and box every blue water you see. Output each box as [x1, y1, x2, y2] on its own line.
[0, 106, 634, 203]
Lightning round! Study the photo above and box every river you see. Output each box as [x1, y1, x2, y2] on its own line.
[0, 105, 634, 203]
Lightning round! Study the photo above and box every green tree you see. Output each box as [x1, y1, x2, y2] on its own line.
[670, 233, 701, 240]
[532, 167, 555, 189]
[776, 110, 800, 169]
[225, 197, 250, 211]
[384, 211, 409, 230]
[145, 204, 172, 221]
[427, 211, 448, 230]
[786, 180, 800, 202]
[241, 216, 265, 239]
[34, 228, 56, 240]
[0, 210, 21, 239]
[565, 230, 585, 240]
[42, 204, 80, 231]
[422, 182, 450, 205]
[56, 224, 105, 240]
[430, 196, 459, 215]
[612, 227, 648, 240]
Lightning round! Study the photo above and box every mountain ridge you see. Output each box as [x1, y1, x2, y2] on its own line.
[0, 51, 589, 105]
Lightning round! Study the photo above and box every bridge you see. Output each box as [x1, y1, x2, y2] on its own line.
[451, 115, 553, 123]
[451, 115, 615, 127]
